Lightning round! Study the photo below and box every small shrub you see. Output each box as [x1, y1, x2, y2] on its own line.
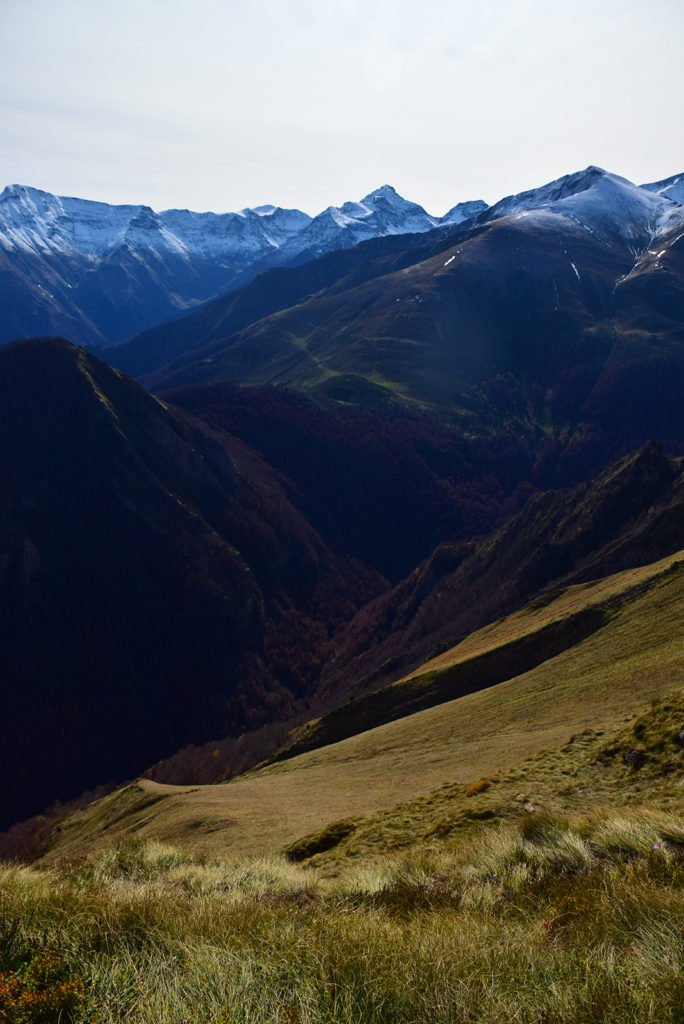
[0, 950, 86, 1023]
[465, 778, 491, 798]
[0, 918, 86, 1024]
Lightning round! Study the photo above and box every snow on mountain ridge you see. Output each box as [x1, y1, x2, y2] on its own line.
[4, 170, 682, 266]
[0, 182, 491, 348]
[440, 200, 489, 226]
[4, 169, 682, 351]
[0, 186, 306, 263]
[0, 183, 468, 263]
[286, 185, 452, 258]
[480, 166, 684, 250]
[641, 173, 684, 207]
[0, 184, 144, 258]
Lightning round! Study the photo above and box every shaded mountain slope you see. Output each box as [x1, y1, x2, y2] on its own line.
[0, 338, 383, 828]
[121, 439, 684, 792]
[106, 219, 478, 380]
[315, 442, 684, 699]
[123, 208, 620, 406]
[139, 211, 668, 432]
[164, 381, 536, 582]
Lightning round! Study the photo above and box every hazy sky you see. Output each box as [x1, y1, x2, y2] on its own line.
[2, 0, 683, 216]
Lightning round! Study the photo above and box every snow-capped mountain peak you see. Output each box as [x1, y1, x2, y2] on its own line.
[481, 166, 684, 249]
[5, 168, 682, 354]
[129, 206, 161, 229]
[440, 199, 488, 226]
[360, 183, 403, 205]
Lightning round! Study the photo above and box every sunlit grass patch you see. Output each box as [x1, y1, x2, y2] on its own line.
[2, 808, 684, 1023]
[583, 807, 684, 859]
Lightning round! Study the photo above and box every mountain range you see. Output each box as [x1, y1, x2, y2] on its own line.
[0, 182, 485, 348]
[2, 164, 684, 836]
[110, 167, 684, 462]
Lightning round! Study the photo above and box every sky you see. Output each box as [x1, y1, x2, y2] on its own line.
[2, 0, 684, 217]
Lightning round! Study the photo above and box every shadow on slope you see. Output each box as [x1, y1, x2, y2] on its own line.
[0, 338, 383, 828]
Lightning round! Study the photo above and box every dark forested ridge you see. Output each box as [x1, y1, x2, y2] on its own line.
[0, 338, 385, 828]
[164, 381, 538, 582]
[313, 441, 684, 701]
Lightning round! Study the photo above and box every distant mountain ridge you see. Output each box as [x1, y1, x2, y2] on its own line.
[109, 166, 684, 445]
[0, 183, 486, 348]
[3, 167, 682, 357]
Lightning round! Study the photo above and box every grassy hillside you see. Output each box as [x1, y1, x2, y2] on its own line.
[3, 683, 684, 1022]
[42, 547, 684, 866]
[287, 683, 684, 872]
[275, 550, 684, 760]
[5, 544, 684, 1023]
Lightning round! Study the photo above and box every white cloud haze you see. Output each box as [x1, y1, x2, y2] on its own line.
[1, 0, 683, 214]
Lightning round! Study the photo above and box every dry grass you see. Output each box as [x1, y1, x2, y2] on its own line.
[300, 686, 684, 870]
[3, 808, 684, 1023]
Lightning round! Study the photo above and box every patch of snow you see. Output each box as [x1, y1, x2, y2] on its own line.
[613, 254, 644, 292]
